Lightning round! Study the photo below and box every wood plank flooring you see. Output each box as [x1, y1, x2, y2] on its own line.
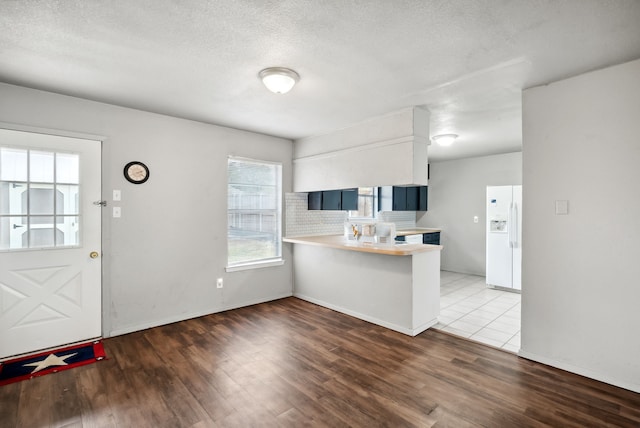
[1, 297, 639, 427]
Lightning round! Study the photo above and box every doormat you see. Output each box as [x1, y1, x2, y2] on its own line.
[0, 340, 106, 386]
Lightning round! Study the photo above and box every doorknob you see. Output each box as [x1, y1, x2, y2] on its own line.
[89, 251, 100, 259]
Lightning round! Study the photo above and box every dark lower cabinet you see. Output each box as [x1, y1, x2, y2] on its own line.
[423, 232, 440, 245]
[396, 232, 440, 245]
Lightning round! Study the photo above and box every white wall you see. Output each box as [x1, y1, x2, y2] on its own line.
[0, 83, 293, 337]
[417, 152, 522, 275]
[521, 58, 640, 392]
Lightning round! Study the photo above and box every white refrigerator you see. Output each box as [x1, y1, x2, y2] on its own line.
[486, 185, 522, 291]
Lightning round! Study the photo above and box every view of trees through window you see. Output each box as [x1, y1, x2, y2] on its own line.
[227, 157, 282, 266]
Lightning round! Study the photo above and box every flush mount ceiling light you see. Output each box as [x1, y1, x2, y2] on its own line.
[259, 67, 300, 94]
[432, 134, 458, 147]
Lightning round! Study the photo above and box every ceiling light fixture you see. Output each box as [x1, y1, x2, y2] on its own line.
[259, 67, 300, 94]
[432, 134, 458, 147]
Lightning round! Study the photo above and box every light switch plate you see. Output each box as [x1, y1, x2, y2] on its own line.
[113, 189, 121, 201]
[555, 200, 569, 215]
[113, 207, 121, 218]
[473, 216, 479, 223]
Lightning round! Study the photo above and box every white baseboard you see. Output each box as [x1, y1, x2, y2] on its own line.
[108, 292, 293, 337]
[518, 349, 640, 394]
[294, 293, 438, 337]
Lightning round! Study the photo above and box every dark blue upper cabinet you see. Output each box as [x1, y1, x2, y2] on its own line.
[379, 186, 428, 211]
[392, 187, 407, 210]
[307, 188, 359, 211]
[418, 186, 428, 211]
[341, 188, 358, 211]
[321, 190, 342, 210]
[308, 191, 322, 210]
[406, 186, 418, 211]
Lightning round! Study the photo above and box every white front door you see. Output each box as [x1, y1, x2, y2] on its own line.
[0, 128, 102, 359]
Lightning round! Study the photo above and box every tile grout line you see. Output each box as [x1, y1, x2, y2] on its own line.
[436, 273, 521, 351]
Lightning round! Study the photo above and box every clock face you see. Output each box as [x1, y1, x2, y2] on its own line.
[124, 161, 149, 184]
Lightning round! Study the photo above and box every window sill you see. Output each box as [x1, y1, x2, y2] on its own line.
[225, 259, 285, 273]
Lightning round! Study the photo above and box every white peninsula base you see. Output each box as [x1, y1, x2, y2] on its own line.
[289, 240, 441, 336]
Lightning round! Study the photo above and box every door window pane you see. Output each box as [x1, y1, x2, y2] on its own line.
[30, 151, 54, 183]
[56, 153, 79, 184]
[0, 182, 28, 215]
[0, 147, 28, 181]
[29, 184, 55, 215]
[0, 216, 28, 250]
[56, 184, 80, 215]
[56, 216, 79, 247]
[27, 217, 56, 248]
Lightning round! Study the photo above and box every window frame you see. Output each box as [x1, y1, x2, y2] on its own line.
[347, 187, 378, 220]
[225, 156, 284, 272]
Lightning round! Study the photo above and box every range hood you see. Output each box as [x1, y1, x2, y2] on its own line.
[293, 107, 430, 192]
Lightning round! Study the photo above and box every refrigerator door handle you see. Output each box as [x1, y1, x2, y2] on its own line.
[512, 202, 518, 248]
[508, 202, 514, 248]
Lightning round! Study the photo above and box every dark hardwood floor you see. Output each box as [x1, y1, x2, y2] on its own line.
[1, 297, 639, 427]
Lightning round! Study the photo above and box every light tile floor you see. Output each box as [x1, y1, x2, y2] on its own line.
[433, 271, 521, 353]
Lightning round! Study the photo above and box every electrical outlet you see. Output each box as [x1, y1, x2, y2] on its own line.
[113, 207, 121, 218]
[216, 278, 223, 288]
[473, 215, 479, 223]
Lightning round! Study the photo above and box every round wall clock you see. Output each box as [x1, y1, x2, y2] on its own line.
[123, 161, 150, 184]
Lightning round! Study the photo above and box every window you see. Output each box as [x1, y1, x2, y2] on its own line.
[227, 157, 282, 269]
[348, 187, 378, 219]
[0, 146, 80, 250]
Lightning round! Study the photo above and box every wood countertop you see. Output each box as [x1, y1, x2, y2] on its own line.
[395, 228, 441, 236]
[283, 234, 442, 256]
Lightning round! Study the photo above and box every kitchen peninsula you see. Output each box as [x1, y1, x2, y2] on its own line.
[284, 235, 442, 336]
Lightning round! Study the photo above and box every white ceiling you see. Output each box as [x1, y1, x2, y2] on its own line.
[1, 1, 640, 161]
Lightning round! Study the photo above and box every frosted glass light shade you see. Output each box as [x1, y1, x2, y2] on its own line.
[432, 134, 458, 146]
[259, 67, 300, 94]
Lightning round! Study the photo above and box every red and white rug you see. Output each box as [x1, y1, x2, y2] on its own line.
[0, 340, 106, 386]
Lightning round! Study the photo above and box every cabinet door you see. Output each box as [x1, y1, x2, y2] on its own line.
[322, 190, 342, 210]
[341, 188, 358, 210]
[423, 232, 440, 245]
[406, 187, 418, 211]
[308, 191, 322, 210]
[392, 186, 407, 211]
[418, 186, 428, 211]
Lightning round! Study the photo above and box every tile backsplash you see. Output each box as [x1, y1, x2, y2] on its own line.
[377, 211, 416, 230]
[285, 193, 416, 237]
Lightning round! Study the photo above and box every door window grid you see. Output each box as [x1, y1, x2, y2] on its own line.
[0, 146, 81, 250]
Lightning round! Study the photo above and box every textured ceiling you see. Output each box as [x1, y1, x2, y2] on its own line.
[1, 0, 640, 161]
